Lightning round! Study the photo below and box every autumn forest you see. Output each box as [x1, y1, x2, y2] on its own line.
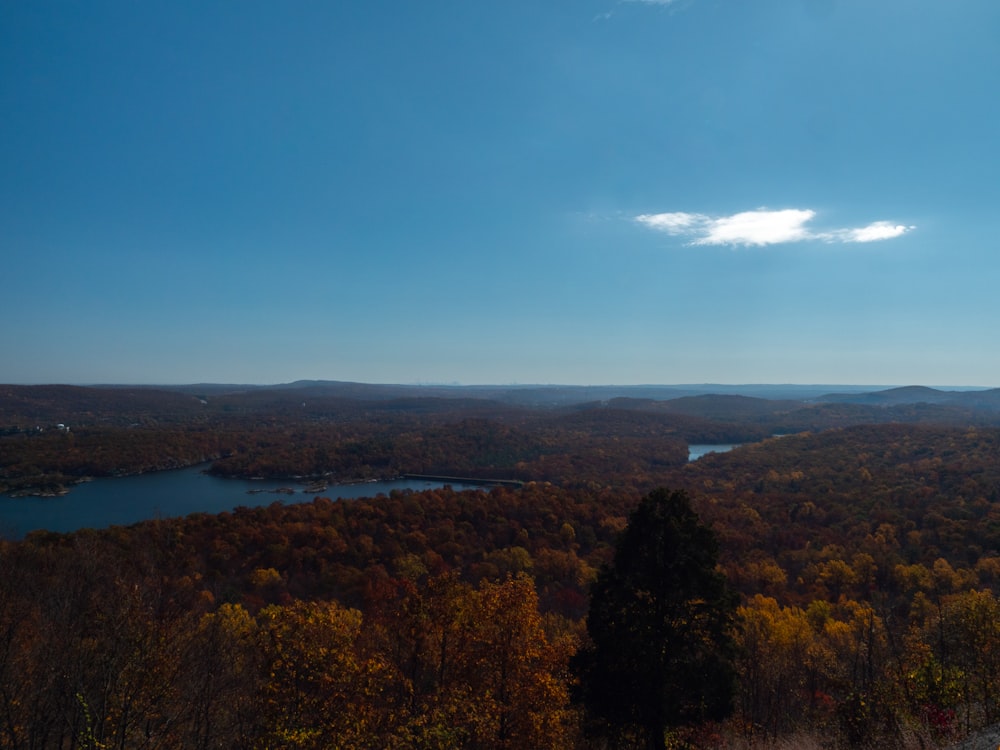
[4, 381, 1000, 748]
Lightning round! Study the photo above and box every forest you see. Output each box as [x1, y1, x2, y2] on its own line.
[3, 382, 1000, 748]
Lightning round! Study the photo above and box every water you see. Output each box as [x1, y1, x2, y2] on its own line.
[687, 444, 738, 461]
[0, 466, 482, 539]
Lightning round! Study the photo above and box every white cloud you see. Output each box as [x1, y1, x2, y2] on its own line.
[833, 221, 914, 243]
[699, 209, 815, 246]
[635, 208, 914, 247]
[635, 211, 708, 232]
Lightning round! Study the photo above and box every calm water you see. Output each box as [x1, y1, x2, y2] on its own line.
[687, 444, 739, 461]
[0, 466, 481, 539]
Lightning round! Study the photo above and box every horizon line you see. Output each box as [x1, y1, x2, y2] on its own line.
[3, 380, 995, 391]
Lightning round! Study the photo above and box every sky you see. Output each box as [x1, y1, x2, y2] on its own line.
[3, 0, 999, 387]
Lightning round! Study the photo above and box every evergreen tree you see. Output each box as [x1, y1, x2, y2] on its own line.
[574, 488, 737, 748]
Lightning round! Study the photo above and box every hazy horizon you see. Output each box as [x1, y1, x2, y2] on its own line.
[4, 379, 995, 393]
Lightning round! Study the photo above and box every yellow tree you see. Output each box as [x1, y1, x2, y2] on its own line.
[460, 574, 576, 749]
[735, 595, 816, 741]
[180, 603, 261, 749]
[368, 572, 577, 749]
[919, 589, 1000, 734]
[255, 600, 391, 749]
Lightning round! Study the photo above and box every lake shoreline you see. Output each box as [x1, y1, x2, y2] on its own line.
[0, 465, 491, 539]
[3, 461, 427, 500]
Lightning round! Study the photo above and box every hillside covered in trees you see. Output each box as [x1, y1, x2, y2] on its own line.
[4, 382, 1000, 747]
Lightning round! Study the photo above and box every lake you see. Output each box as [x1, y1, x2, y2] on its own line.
[687, 444, 739, 461]
[0, 466, 484, 539]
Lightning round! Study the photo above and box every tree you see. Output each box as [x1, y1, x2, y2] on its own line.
[460, 574, 575, 749]
[255, 600, 390, 749]
[735, 595, 815, 741]
[574, 488, 737, 748]
[362, 572, 577, 749]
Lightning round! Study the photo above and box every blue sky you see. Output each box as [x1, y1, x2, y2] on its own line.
[3, 0, 999, 386]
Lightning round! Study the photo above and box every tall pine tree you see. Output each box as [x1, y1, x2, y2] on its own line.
[574, 488, 737, 749]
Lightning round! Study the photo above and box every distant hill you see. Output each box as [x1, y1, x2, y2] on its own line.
[651, 394, 804, 421]
[113, 381, 901, 405]
[5, 382, 1000, 431]
[0, 385, 207, 426]
[815, 385, 1000, 409]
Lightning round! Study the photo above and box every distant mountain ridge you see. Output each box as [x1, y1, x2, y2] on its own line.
[815, 385, 1000, 409]
[4, 381, 998, 428]
[105, 380, 902, 404]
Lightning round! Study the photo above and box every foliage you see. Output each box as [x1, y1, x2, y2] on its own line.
[10, 387, 1000, 747]
[0, 541, 578, 748]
